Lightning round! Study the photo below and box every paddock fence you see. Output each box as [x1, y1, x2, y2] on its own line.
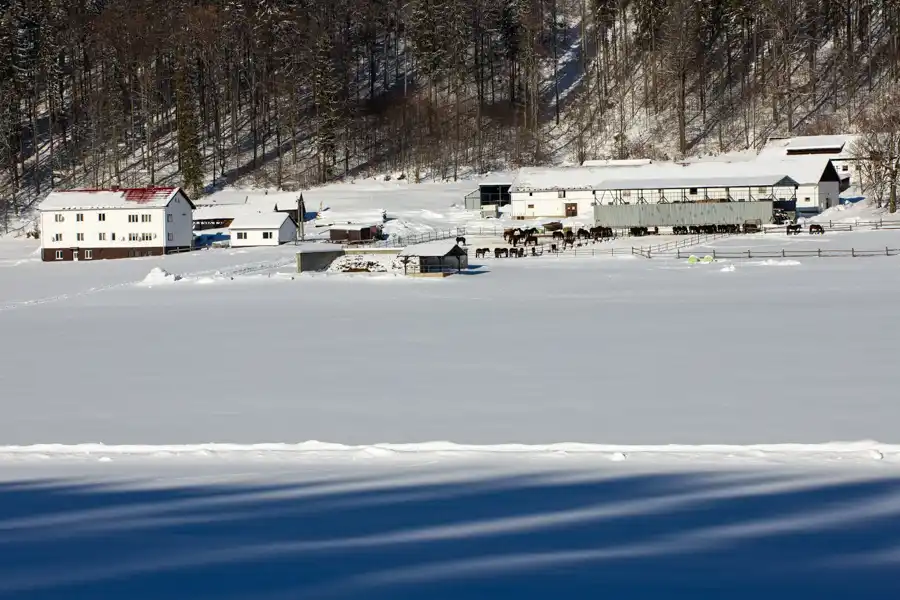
[763, 219, 900, 234]
[673, 247, 900, 260]
[348, 227, 467, 249]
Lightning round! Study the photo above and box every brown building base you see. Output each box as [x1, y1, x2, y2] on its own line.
[42, 246, 191, 262]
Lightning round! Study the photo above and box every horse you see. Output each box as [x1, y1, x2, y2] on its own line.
[576, 228, 591, 240]
[475, 248, 489, 258]
[786, 224, 802, 235]
[552, 231, 565, 241]
[524, 235, 538, 246]
[809, 224, 825, 235]
[494, 248, 508, 258]
[550, 243, 558, 253]
[455, 236, 466, 245]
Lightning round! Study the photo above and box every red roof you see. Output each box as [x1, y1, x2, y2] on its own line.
[67, 187, 178, 204]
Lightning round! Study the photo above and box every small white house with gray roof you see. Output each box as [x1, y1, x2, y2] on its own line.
[229, 212, 297, 247]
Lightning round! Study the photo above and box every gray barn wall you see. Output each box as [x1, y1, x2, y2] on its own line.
[593, 201, 773, 228]
[296, 249, 346, 272]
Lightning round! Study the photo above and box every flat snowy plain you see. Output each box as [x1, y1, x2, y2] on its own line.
[1, 230, 899, 445]
[2, 194, 900, 598]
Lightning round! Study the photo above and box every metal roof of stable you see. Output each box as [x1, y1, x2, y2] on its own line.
[596, 174, 798, 191]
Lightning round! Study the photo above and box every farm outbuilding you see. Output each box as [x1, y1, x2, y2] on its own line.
[329, 224, 380, 243]
[464, 181, 513, 212]
[397, 241, 468, 275]
[229, 213, 297, 247]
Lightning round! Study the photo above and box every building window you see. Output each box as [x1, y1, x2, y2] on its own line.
[236, 232, 247, 240]
[142, 214, 152, 223]
[689, 188, 698, 195]
[98, 213, 106, 222]
[76, 213, 84, 222]
[804, 197, 811, 202]
[85, 250, 93, 260]
[99, 233, 106, 241]
[129, 233, 139, 241]
[527, 204, 535, 209]
[167, 214, 173, 222]
[622, 190, 631, 197]
[557, 190, 566, 199]
[76, 233, 84, 242]
[167, 233, 174, 242]
[111, 233, 116, 241]
[54, 214, 65, 223]
[842, 165, 849, 172]
[55, 250, 63, 260]
[128, 214, 138, 223]
[52, 233, 63, 242]
[141, 232, 153, 241]
[528, 192, 533, 197]
[262, 231, 273, 240]
[757, 187, 767, 195]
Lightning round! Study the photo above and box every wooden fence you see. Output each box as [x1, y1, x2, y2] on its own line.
[674, 247, 900, 259]
[349, 227, 467, 249]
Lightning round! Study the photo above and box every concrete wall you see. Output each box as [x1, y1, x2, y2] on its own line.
[593, 201, 774, 228]
[296, 248, 346, 272]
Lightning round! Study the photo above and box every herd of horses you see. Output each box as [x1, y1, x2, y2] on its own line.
[474, 246, 541, 258]
[788, 223, 825, 235]
[671, 224, 749, 235]
[455, 221, 825, 260]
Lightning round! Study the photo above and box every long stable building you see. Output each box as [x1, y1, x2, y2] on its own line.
[509, 155, 841, 219]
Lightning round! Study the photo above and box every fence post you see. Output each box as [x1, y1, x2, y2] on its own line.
[676, 249, 680, 259]
[818, 249, 821, 258]
[887, 247, 890, 256]
[782, 249, 785, 258]
[852, 248, 855, 257]
[712, 249, 716, 260]
[748, 250, 751, 259]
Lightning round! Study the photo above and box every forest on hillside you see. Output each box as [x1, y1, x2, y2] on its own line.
[2, 0, 900, 221]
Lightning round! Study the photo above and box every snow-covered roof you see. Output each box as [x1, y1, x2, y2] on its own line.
[38, 187, 192, 211]
[511, 161, 811, 193]
[193, 204, 272, 221]
[752, 156, 836, 185]
[398, 240, 464, 257]
[597, 174, 797, 191]
[759, 135, 858, 159]
[329, 223, 381, 231]
[510, 166, 627, 192]
[229, 212, 294, 230]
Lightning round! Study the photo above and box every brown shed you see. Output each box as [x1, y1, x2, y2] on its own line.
[329, 224, 380, 242]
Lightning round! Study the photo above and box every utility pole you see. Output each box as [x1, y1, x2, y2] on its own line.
[297, 193, 306, 243]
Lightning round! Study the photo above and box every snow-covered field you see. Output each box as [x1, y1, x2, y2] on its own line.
[2, 227, 900, 447]
[3, 189, 900, 598]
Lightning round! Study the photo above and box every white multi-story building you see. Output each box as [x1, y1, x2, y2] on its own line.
[38, 187, 195, 261]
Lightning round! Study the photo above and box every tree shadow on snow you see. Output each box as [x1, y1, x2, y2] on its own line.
[0, 468, 899, 599]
